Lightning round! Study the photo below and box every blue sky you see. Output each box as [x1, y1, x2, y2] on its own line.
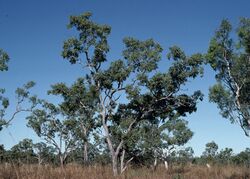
[0, 0, 250, 156]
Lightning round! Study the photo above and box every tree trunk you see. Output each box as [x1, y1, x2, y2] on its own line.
[59, 155, 64, 168]
[37, 155, 43, 165]
[82, 125, 88, 164]
[83, 142, 88, 164]
[120, 150, 125, 173]
[164, 160, 169, 171]
[120, 149, 133, 174]
[101, 109, 121, 176]
[153, 158, 157, 171]
[112, 153, 119, 176]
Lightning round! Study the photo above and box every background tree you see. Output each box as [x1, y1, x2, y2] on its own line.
[48, 78, 99, 164]
[0, 49, 9, 72]
[33, 142, 56, 165]
[0, 81, 37, 131]
[27, 101, 77, 167]
[232, 148, 250, 167]
[8, 138, 36, 164]
[123, 118, 193, 170]
[0, 144, 6, 163]
[217, 147, 233, 165]
[61, 12, 204, 175]
[201, 141, 218, 164]
[0, 50, 37, 131]
[207, 18, 250, 136]
[173, 147, 194, 166]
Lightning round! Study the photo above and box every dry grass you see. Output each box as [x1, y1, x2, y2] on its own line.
[0, 164, 249, 179]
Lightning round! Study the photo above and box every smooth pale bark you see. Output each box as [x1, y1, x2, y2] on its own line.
[101, 106, 121, 176]
[120, 150, 125, 173]
[59, 155, 64, 168]
[83, 142, 88, 164]
[120, 149, 133, 174]
[223, 49, 250, 135]
[82, 126, 89, 164]
[164, 160, 168, 171]
[104, 125, 121, 176]
[99, 81, 136, 176]
[112, 154, 119, 176]
[153, 158, 157, 171]
[58, 151, 68, 168]
[36, 155, 43, 165]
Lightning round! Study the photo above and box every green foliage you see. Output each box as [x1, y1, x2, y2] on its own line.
[232, 148, 250, 167]
[123, 37, 162, 73]
[116, 118, 193, 167]
[8, 139, 36, 164]
[61, 12, 204, 175]
[237, 18, 250, 54]
[27, 100, 77, 165]
[48, 78, 100, 163]
[33, 142, 57, 164]
[0, 49, 9, 130]
[0, 81, 37, 131]
[0, 144, 5, 162]
[201, 141, 218, 164]
[207, 18, 250, 136]
[217, 147, 233, 165]
[177, 147, 194, 165]
[209, 84, 234, 120]
[0, 49, 9, 71]
[62, 12, 110, 65]
[203, 141, 218, 158]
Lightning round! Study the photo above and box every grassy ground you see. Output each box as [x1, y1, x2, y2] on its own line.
[0, 164, 249, 179]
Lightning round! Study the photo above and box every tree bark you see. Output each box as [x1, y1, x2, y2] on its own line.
[120, 149, 125, 173]
[112, 153, 119, 176]
[81, 124, 89, 164]
[153, 158, 157, 171]
[83, 142, 88, 164]
[101, 102, 121, 176]
[37, 155, 43, 165]
[59, 155, 64, 168]
[120, 149, 133, 174]
[164, 160, 169, 171]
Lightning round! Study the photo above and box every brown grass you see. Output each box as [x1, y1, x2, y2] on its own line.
[0, 164, 249, 179]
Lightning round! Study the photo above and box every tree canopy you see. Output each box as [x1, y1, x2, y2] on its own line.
[207, 18, 250, 136]
[61, 12, 204, 175]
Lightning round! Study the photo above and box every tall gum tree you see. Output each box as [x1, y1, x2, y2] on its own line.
[0, 49, 10, 130]
[62, 12, 204, 175]
[0, 49, 37, 131]
[48, 78, 99, 164]
[207, 18, 250, 136]
[27, 101, 77, 167]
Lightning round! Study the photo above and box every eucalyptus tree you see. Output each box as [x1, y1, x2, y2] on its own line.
[207, 18, 250, 136]
[177, 147, 194, 165]
[33, 142, 56, 165]
[9, 138, 36, 164]
[0, 144, 5, 163]
[0, 49, 10, 130]
[27, 101, 77, 167]
[0, 49, 9, 72]
[62, 12, 204, 175]
[0, 81, 37, 131]
[158, 119, 193, 169]
[0, 49, 37, 131]
[122, 118, 193, 170]
[48, 78, 99, 164]
[233, 148, 250, 166]
[217, 147, 233, 165]
[201, 141, 218, 164]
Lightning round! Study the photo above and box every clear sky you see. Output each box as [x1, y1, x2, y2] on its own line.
[0, 0, 250, 156]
